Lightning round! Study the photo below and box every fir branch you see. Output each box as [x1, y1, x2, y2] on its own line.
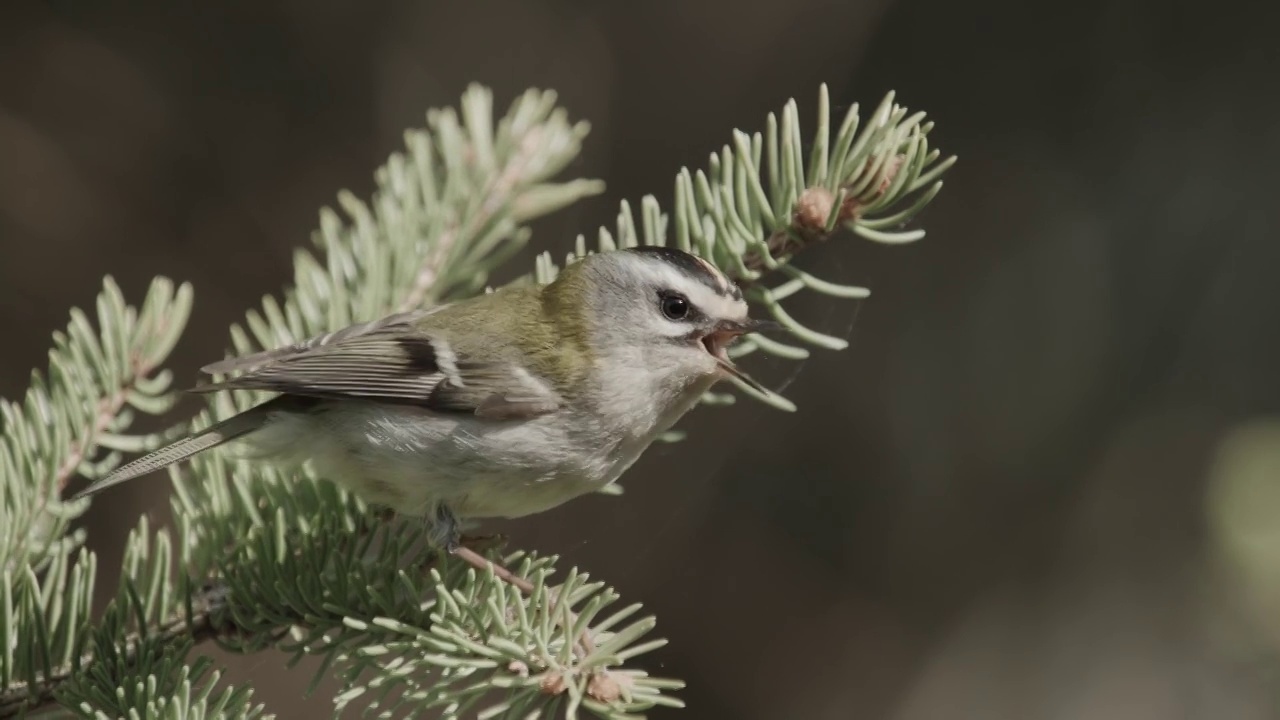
[0, 279, 192, 718]
[535, 85, 955, 412]
[0, 515, 228, 719]
[1, 277, 191, 575]
[171, 84, 950, 719]
[53, 582, 263, 720]
[397, 113, 595, 314]
[0, 581, 228, 717]
[334, 557, 684, 719]
[0, 83, 953, 719]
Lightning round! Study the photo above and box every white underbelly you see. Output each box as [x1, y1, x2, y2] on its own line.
[248, 402, 620, 519]
[242, 378, 712, 521]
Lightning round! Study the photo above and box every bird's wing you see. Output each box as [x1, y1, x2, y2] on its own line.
[193, 311, 562, 420]
[200, 309, 443, 376]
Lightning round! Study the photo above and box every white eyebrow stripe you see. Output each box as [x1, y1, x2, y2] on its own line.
[686, 252, 741, 297]
[683, 281, 747, 319]
[692, 254, 725, 288]
[633, 259, 747, 320]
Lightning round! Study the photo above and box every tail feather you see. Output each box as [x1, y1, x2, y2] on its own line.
[71, 408, 269, 500]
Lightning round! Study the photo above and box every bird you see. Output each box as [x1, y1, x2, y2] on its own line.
[73, 246, 776, 563]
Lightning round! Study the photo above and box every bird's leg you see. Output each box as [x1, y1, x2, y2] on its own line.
[430, 504, 595, 656]
[458, 532, 507, 553]
[432, 504, 535, 594]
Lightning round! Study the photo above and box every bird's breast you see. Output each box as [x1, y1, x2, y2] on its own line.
[254, 377, 713, 522]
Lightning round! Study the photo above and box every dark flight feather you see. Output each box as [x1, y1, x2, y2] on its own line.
[69, 396, 306, 499]
[194, 310, 562, 418]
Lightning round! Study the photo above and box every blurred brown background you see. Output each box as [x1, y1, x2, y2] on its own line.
[3, 0, 1279, 718]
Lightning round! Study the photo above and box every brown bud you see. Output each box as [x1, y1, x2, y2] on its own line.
[539, 671, 568, 695]
[878, 154, 906, 195]
[587, 671, 627, 703]
[792, 187, 836, 234]
[841, 153, 906, 222]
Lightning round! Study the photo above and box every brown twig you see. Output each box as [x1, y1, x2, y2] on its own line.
[397, 128, 544, 314]
[448, 544, 598, 657]
[451, 545, 537, 595]
[5, 351, 165, 577]
[54, 357, 155, 495]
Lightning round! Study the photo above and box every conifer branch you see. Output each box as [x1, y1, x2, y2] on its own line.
[0, 582, 226, 716]
[2, 277, 191, 575]
[536, 85, 954, 412]
[0, 83, 952, 719]
[0, 279, 193, 718]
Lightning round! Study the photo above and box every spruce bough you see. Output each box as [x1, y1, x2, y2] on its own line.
[0, 83, 953, 719]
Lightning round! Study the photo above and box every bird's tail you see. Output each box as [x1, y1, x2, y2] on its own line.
[71, 405, 271, 500]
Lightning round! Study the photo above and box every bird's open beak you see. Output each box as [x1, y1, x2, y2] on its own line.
[715, 317, 782, 336]
[700, 317, 781, 393]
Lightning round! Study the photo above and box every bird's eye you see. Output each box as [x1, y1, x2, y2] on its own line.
[659, 292, 690, 320]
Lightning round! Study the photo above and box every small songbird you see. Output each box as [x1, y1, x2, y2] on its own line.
[74, 246, 775, 552]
